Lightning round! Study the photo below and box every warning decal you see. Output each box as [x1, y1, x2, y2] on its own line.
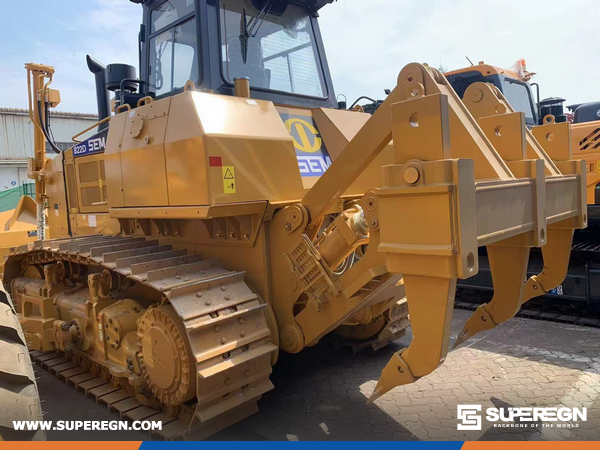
[222, 166, 236, 194]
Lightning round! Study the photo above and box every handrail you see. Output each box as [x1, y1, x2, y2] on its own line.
[71, 116, 111, 143]
[137, 96, 154, 107]
[116, 104, 131, 114]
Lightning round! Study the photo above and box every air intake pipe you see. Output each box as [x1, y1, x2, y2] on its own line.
[86, 55, 110, 130]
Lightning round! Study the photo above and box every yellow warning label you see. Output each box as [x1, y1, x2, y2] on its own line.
[222, 166, 236, 194]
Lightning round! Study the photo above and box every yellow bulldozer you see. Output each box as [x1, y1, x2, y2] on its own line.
[445, 60, 600, 312]
[0, 0, 587, 440]
[446, 59, 600, 204]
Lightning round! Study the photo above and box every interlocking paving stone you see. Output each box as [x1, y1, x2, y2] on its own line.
[36, 309, 600, 441]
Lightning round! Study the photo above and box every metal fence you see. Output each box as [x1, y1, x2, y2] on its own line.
[0, 183, 35, 212]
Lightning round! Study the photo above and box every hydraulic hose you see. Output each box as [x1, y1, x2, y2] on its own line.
[349, 96, 377, 110]
[37, 100, 61, 154]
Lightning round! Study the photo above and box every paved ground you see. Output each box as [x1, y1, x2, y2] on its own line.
[36, 309, 600, 441]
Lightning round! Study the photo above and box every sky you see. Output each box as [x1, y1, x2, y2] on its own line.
[1, 0, 599, 113]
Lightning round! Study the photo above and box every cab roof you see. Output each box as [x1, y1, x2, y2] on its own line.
[445, 62, 521, 81]
[292, 0, 336, 12]
[135, 0, 336, 13]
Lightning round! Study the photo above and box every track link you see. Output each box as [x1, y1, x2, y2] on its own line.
[5, 235, 277, 440]
[454, 298, 600, 328]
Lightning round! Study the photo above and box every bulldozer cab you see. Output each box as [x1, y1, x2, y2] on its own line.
[139, 0, 337, 109]
[445, 63, 539, 126]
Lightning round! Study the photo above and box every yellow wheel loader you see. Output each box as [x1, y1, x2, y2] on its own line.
[445, 60, 600, 314]
[0, 196, 42, 275]
[446, 60, 600, 202]
[0, 0, 586, 439]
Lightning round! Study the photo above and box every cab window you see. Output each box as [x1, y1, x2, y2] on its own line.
[149, 1, 198, 96]
[151, 0, 194, 32]
[503, 79, 536, 126]
[219, 1, 326, 98]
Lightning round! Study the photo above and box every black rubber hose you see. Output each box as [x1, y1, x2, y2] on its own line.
[37, 100, 61, 154]
[349, 96, 378, 110]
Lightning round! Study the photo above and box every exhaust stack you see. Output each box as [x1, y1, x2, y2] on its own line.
[86, 55, 110, 130]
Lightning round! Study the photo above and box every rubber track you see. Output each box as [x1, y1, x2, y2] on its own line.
[6, 235, 277, 440]
[0, 291, 45, 441]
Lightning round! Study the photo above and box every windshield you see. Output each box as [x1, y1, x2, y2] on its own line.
[219, 1, 326, 97]
[503, 78, 536, 126]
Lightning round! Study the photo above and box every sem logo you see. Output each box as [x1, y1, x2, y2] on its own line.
[457, 405, 482, 430]
[280, 113, 332, 178]
[296, 155, 332, 176]
[284, 117, 323, 153]
[89, 137, 106, 151]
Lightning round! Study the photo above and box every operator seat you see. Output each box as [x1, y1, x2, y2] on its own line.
[227, 38, 271, 89]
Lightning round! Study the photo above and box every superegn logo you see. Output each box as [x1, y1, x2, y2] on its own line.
[457, 405, 587, 430]
[457, 405, 482, 430]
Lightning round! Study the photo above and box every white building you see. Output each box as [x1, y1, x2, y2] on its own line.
[0, 108, 98, 190]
